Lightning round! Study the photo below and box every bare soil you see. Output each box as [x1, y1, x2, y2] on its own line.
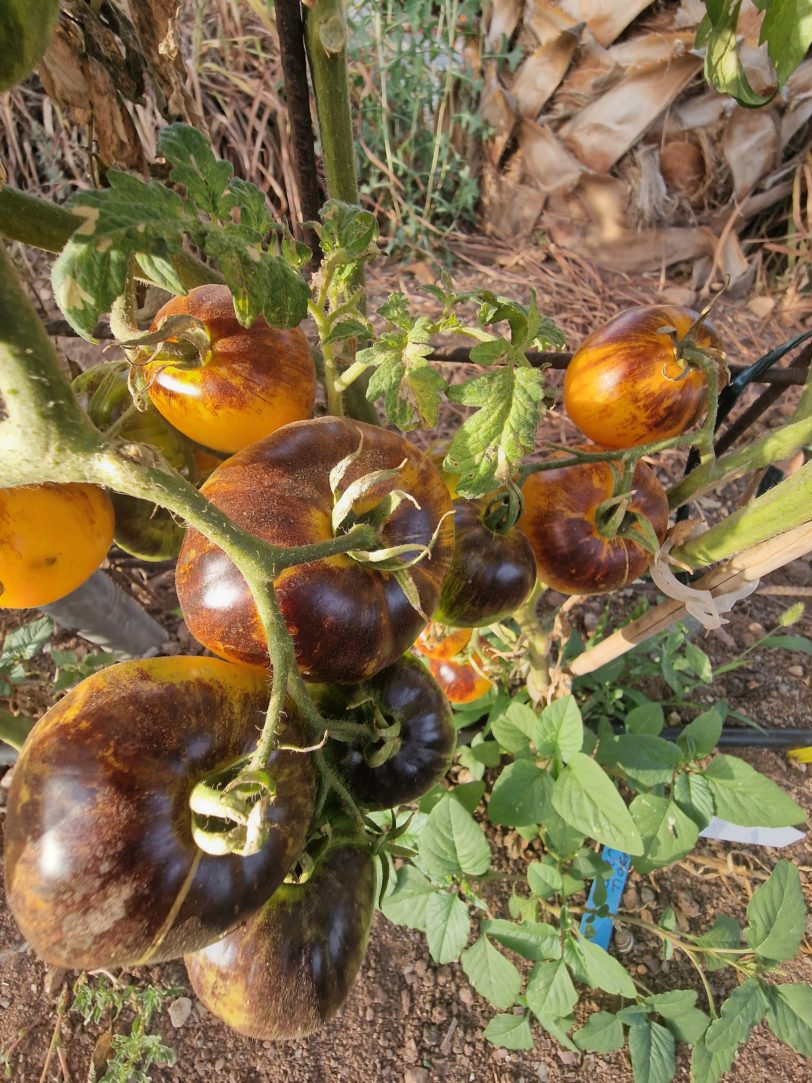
[1, 250, 810, 1082]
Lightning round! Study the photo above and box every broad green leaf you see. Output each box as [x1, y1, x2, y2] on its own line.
[574, 1011, 624, 1053]
[574, 936, 637, 998]
[450, 781, 486, 814]
[425, 891, 470, 964]
[445, 365, 546, 498]
[552, 753, 643, 855]
[628, 1019, 676, 1083]
[469, 740, 502, 767]
[527, 860, 563, 900]
[483, 1013, 534, 1051]
[380, 866, 435, 931]
[491, 701, 541, 755]
[535, 1013, 579, 1052]
[625, 703, 665, 736]
[488, 762, 552, 827]
[766, 984, 812, 1055]
[697, 0, 776, 107]
[418, 795, 491, 880]
[703, 755, 806, 826]
[760, 0, 812, 85]
[696, 914, 741, 972]
[539, 803, 586, 858]
[630, 794, 699, 873]
[744, 859, 806, 961]
[677, 706, 725, 760]
[525, 960, 578, 1021]
[537, 696, 583, 762]
[483, 919, 561, 961]
[461, 936, 522, 1010]
[673, 773, 715, 830]
[611, 735, 682, 788]
[645, 991, 710, 1045]
[690, 980, 768, 1082]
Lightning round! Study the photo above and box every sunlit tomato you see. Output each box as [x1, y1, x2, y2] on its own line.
[4, 657, 315, 970]
[176, 418, 455, 682]
[185, 844, 375, 1039]
[427, 655, 494, 705]
[414, 624, 472, 661]
[519, 453, 669, 595]
[144, 285, 317, 454]
[434, 499, 536, 627]
[563, 306, 724, 449]
[0, 483, 114, 608]
[317, 655, 456, 808]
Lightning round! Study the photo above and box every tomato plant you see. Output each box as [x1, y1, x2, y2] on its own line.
[176, 416, 455, 682]
[519, 453, 669, 594]
[434, 498, 536, 627]
[563, 306, 725, 449]
[4, 656, 315, 970]
[143, 285, 317, 454]
[185, 843, 375, 1039]
[0, 483, 114, 608]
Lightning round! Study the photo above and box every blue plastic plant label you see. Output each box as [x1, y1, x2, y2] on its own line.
[579, 846, 631, 950]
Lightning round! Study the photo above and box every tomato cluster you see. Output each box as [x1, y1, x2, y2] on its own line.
[1, 294, 723, 1038]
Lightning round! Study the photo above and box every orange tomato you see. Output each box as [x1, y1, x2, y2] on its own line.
[427, 655, 494, 705]
[0, 484, 114, 608]
[145, 285, 317, 454]
[563, 306, 724, 449]
[414, 624, 472, 661]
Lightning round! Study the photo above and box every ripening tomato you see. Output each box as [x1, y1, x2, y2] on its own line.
[144, 285, 317, 454]
[185, 844, 375, 1040]
[563, 306, 724, 449]
[427, 655, 494, 705]
[176, 417, 455, 683]
[4, 657, 315, 970]
[0, 483, 114, 608]
[519, 453, 669, 595]
[434, 499, 537, 627]
[414, 624, 472, 661]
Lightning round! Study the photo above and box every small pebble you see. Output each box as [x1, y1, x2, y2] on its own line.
[403, 1069, 430, 1083]
[788, 665, 804, 677]
[169, 997, 193, 1029]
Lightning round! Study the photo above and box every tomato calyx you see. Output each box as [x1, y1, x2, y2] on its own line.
[594, 463, 664, 556]
[327, 688, 404, 769]
[481, 480, 524, 534]
[189, 756, 280, 857]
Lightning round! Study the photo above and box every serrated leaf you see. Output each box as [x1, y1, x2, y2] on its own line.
[574, 936, 637, 998]
[702, 755, 806, 827]
[625, 703, 665, 736]
[760, 0, 812, 85]
[323, 318, 370, 346]
[445, 366, 546, 498]
[483, 1013, 534, 1050]
[425, 891, 470, 963]
[491, 701, 541, 755]
[417, 795, 491, 880]
[526, 960, 578, 1021]
[366, 351, 447, 431]
[611, 735, 682, 788]
[629, 1019, 676, 1083]
[574, 1011, 625, 1053]
[3, 617, 53, 661]
[630, 794, 699, 873]
[645, 991, 710, 1045]
[488, 761, 552, 827]
[690, 980, 768, 1082]
[461, 936, 522, 1010]
[696, 914, 741, 972]
[678, 706, 725, 760]
[483, 919, 561, 961]
[319, 200, 378, 258]
[744, 860, 806, 961]
[380, 866, 436, 930]
[537, 696, 583, 762]
[766, 984, 812, 1055]
[160, 123, 236, 219]
[552, 753, 643, 855]
[673, 773, 715, 830]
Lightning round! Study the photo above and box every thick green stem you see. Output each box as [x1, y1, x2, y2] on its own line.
[672, 461, 812, 568]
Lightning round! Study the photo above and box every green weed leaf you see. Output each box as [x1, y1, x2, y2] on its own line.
[628, 1019, 676, 1083]
[483, 1013, 534, 1050]
[574, 1011, 624, 1053]
[552, 753, 643, 855]
[461, 936, 522, 1009]
[630, 794, 699, 873]
[483, 919, 561, 962]
[380, 866, 436, 930]
[702, 755, 806, 826]
[488, 762, 552, 827]
[766, 983, 812, 1055]
[417, 794, 491, 880]
[744, 859, 806, 961]
[425, 891, 471, 963]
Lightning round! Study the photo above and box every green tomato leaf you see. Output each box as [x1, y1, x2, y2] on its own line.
[445, 365, 546, 499]
[483, 918, 561, 961]
[744, 859, 806, 961]
[574, 1011, 625, 1053]
[460, 936, 522, 1010]
[424, 891, 471, 964]
[628, 1018, 676, 1083]
[3, 617, 53, 661]
[380, 866, 436, 931]
[483, 1013, 534, 1050]
[364, 318, 448, 430]
[552, 753, 643, 855]
[525, 960, 578, 1021]
[537, 695, 583, 762]
[630, 794, 700, 873]
[488, 761, 552, 827]
[702, 755, 806, 826]
[318, 200, 378, 259]
[417, 794, 491, 880]
[766, 984, 812, 1056]
[677, 706, 725, 760]
[160, 123, 237, 219]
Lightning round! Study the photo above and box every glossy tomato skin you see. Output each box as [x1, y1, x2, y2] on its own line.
[185, 844, 375, 1039]
[519, 453, 669, 595]
[563, 306, 723, 449]
[145, 285, 317, 454]
[318, 655, 455, 809]
[0, 483, 114, 608]
[435, 500, 536, 627]
[414, 624, 472, 661]
[4, 657, 315, 970]
[176, 418, 455, 682]
[427, 655, 494, 705]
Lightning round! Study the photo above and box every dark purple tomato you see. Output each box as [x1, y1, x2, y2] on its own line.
[176, 417, 455, 682]
[434, 499, 537, 627]
[185, 844, 376, 1039]
[4, 657, 315, 970]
